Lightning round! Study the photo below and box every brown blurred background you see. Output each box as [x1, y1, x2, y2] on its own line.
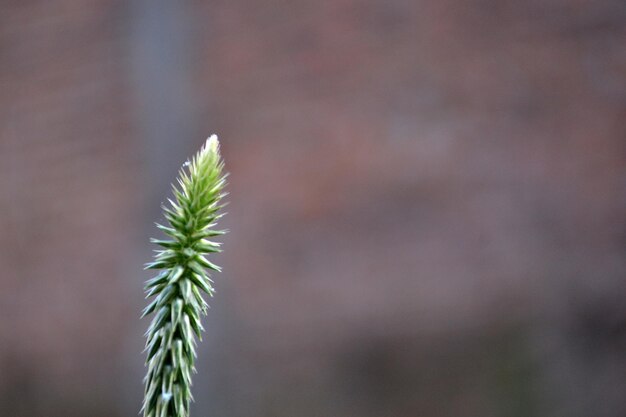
[1, 1, 625, 416]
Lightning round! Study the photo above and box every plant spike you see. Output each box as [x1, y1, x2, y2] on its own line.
[142, 135, 228, 417]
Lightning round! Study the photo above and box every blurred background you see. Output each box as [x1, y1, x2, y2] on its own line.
[1, 1, 625, 416]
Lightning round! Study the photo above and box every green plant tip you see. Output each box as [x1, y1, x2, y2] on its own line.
[142, 135, 228, 417]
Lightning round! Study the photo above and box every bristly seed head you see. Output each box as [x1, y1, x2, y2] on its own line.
[142, 134, 228, 417]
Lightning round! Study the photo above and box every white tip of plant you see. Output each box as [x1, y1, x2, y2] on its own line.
[206, 134, 219, 154]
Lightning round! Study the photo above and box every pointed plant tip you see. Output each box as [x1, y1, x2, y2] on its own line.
[205, 134, 220, 154]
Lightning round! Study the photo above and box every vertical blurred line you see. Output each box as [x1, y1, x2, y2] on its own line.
[129, 0, 198, 221]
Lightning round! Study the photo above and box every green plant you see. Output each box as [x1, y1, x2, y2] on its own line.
[142, 135, 228, 417]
